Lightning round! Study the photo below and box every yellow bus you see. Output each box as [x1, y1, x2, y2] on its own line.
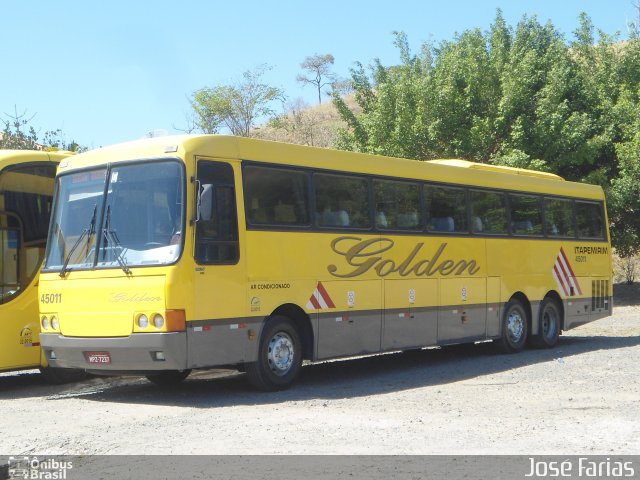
[0, 149, 84, 382]
[38, 135, 612, 390]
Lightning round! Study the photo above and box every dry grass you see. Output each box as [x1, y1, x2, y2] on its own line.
[253, 96, 359, 148]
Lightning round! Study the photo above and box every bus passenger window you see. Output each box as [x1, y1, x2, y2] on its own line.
[544, 198, 575, 237]
[425, 185, 467, 233]
[509, 194, 543, 236]
[576, 201, 605, 240]
[243, 166, 309, 226]
[469, 190, 508, 235]
[195, 162, 239, 264]
[373, 179, 421, 230]
[315, 174, 370, 228]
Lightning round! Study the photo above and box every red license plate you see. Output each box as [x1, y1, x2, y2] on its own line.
[86, 351, 111, 364]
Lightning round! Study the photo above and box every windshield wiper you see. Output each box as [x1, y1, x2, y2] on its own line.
[59, 204, 97, 278]
[102, 205, 131, 274]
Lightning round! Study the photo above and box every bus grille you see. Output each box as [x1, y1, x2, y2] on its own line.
[591, 279, 609, 311]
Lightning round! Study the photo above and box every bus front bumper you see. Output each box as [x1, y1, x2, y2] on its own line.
[40, 332, 187, 373]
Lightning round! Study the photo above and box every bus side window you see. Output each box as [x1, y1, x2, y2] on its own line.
[544, 198, 575, 238]
[425, 184, 467, 233]
[576, 201, 606, 240]
[315, 174, 370, 229]
[243, 166, 310, 226]
[469, 189, 508, 235]
[373, 179, 421, 230]
[509, 193, 543, 236]
[195, 162, 239, 264]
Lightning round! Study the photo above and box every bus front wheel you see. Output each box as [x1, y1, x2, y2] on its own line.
[529, 297, 561, 348]
[245, 315, 302, 391]
[497, 299, 528, 353]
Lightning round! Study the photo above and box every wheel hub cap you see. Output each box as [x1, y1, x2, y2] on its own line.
[507, 311, 524, 341]
[268, 333, 294, 376]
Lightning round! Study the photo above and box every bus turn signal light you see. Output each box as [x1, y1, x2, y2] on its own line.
[166, 309, 186, 332]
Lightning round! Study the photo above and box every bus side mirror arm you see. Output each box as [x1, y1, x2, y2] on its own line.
[191, 179, 202, 225]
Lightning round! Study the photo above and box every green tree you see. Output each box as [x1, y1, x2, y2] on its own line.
[333, 31, 434, 159]
[189, 65, 285, 137]
[332, 10, 640, 255]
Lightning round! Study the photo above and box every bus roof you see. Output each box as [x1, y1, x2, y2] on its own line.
[0, 150, 72, 170]
[58, 135, 605, 200]
[0, 150, 71, 195]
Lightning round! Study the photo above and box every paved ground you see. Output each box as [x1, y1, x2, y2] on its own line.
[1, 305, 639, 455]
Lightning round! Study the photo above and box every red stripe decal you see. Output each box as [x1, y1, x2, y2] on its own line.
[309, 294, 321, 309]
[560, 247, 582, 294]
[554, 264, 570, 296]
[316, 282, 336, 308]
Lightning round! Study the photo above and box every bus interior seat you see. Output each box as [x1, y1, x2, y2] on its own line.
[251, 208, 268, 223]
[249, 198, 268, 223]
[376, 211, 388, 228]
[274, 203, 296, 223]
[428, 216, 454, 232]
[321, 209, 350, 227]
[512, 220, 533, 234]
[471, 216, 483, 233]
[397, 212, 419, 228]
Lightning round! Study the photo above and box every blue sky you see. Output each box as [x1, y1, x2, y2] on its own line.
[1, 1, 637, 148]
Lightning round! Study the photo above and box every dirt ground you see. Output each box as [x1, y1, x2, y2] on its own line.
[1, 294, 639, 456]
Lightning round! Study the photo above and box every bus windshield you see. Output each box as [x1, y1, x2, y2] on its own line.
[44, 160, 184, 272]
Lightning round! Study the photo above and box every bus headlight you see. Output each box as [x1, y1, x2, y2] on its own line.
[51, 316, 59, 330]
[153, 314, 165, 329]
[137, 314, 149, 329]
[41, 316, 49, 330]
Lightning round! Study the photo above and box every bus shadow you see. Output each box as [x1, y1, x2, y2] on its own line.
[0, 370, 56, 399]
[39, 333, 640, 408]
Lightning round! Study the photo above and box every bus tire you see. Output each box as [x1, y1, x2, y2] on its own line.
[245, 315, 302, 391]
[146, 370, 191, 386]
[497, 299, 528, 353]
[40, 367, 88, 385]
[530, 297, 561, 348]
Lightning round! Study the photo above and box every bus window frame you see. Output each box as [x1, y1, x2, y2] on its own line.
[194, 159, 240, 266]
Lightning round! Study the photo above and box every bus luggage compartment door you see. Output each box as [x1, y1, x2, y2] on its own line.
[382, 278, 438, 350]
[316, 280, 382, 360]
[437, 277, 487, 344]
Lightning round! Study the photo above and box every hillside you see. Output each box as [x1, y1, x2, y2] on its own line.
[253, 96, 358, 148]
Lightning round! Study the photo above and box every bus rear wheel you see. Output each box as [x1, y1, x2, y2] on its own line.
[530, 297, 561, 348]
[146, 369, 191, 386]
[497, 299, 528, 353]
[245, 315, 302, 391]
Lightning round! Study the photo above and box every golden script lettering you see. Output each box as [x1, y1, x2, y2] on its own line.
[327, 236, 480, 278]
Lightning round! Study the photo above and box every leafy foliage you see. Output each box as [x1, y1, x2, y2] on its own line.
[189, 65, 285, 137]
[333, 10, 640, 256]
[0, 107, 85, 152]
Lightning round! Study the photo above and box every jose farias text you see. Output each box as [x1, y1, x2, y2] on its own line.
[525, 457, 635, 478]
